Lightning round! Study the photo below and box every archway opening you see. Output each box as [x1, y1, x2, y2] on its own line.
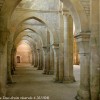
[15, 41, 32, 67]
[73, 22, 80, 82]
[6, 0, 86, 99]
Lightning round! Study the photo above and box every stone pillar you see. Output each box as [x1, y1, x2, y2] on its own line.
[46, 47, 50, 75]
[58, 13, 64, 82]
[37, 49, 42, 70]
[52, 44, 59, 81]
[50, 47, 54, 74]
[59, 43, 64, 82]
[7, 41, 13, 84]
[90, 0, 100, 100]
[63, 13, 75, 83]
[34, 50, 38, 67]
[40, 50, 43, 70]
[0, 44, 7, 96]
[0, 50, 5, 96]
[39, 49, 42, 70]
[32, 51, 34, 66]
[43, 47, 47, 74]
[11, 48, 16, 75]
[42, 46, 50, 74]
[33, 53, 36, 67]
[75, 33, 90, 100]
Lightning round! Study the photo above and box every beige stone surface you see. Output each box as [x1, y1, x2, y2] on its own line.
[6, 65, 80, 100]
[0, 0, 100, 100]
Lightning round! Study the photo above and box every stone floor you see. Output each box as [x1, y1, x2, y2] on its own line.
[6, 64, 80, 100]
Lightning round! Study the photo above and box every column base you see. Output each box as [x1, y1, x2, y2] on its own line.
[42, 70, 47, 74]
[0, 84, 6, 96]
[0, 90, 6, 97]
[45, 71, 50, 75]
[48, 70, 54, 75]
[75, 89, 90, 100]
[34, 65, 37, 68]
[7, 76, 13, 84]
[59, 76, 64, 83]
[11, 69, 15, 75]
[63, 76, 75, 83]
[53, 76, 59, 82]
[37, 68, 42, 70]
[91, 89, 99, 100]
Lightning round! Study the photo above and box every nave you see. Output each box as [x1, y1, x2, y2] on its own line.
[0, 0, 100, 100]
[7, 64, 80, 100]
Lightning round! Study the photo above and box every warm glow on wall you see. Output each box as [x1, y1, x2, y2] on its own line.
[16, 42, 32, 64]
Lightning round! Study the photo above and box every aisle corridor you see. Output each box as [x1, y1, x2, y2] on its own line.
[6, 65, 80, 100]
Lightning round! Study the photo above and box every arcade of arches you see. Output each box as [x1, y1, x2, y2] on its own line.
[0, 0, 100, 100]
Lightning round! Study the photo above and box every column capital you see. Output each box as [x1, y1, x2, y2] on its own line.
[42, 46, 48, 53]
[52, 44, 59, 49]
[63, 10, 70, 16]
[42, 46, 47, 49]
[37, 49, 40, 53]
[74, 32, 90, 54]
[75, 32, 90, 42]
[37, 48, 40, 50]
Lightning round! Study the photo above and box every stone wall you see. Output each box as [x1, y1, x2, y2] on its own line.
[16, 43, 32, 64]
[80, 0, 90, 16]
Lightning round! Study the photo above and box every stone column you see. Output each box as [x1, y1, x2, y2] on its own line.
[34, 50, 38, 68]
[0, 44, 7, 96]
[43, 47, 47, 74]
[39, 49, 42, 70]
[0, 50, 5, 96]
[50, 47, 54, 75]
[46, 46, 50, 75]
[90, 0, 100, 100]
[59, 43, 64, 82]
[42, 46, 50, 74]
[37, 49, 42, 70]
[63, 13, 75, 83]
[7, 41, 13, 84]
[40, 50, 43, 70]
[52, 44, 59, 81]
[75, 33, 90, 100]
[32, 51, 34, 67]
[11, 48, 16, 75]
[58, 13, 64, 82]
